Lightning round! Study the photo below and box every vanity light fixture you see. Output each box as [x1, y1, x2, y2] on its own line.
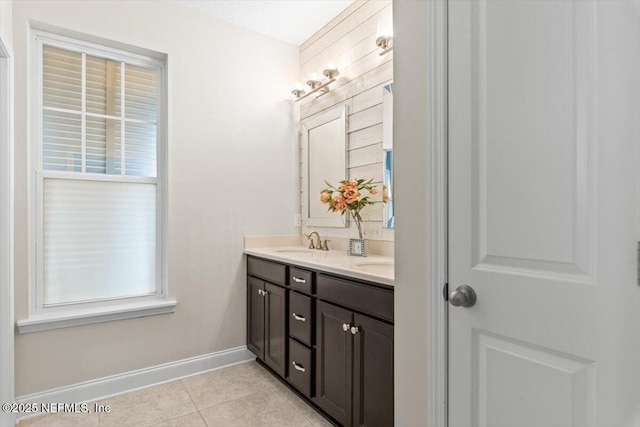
[291, 82, 306, 98]
[306, 72, 322, 90]
[291, 62, 339, 102]
[376, 16, 393, 56]
[323, 61, 339, 79]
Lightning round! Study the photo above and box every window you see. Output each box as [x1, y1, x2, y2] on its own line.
[18, 30, 173, 333]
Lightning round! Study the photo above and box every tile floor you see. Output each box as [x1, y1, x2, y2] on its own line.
[18, 361, 334, 427]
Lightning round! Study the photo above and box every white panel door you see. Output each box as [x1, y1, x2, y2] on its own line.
[448, 1, 640, 426]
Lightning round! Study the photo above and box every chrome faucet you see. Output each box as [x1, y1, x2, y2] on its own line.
[306, 231, 330, 251]
[307, 231, 321, 249]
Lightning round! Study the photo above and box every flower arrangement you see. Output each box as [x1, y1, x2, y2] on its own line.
[320, 178, 386, 239]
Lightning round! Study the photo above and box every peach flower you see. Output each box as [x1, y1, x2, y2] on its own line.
[332, 195, 347, 212]
[369, 186, 378, 195]
[339, 180, 358, 192]
[343, 188, 359, 204]
[320, 191, 331, 204]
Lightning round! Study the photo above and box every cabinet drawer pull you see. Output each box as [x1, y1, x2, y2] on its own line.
[292, 361, 306, 373]
[292, 276, 306, 284]
[292, 313, 306, 322]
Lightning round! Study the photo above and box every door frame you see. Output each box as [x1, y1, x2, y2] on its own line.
[425, 1, 449, 426]
[0, 33, 15, 427]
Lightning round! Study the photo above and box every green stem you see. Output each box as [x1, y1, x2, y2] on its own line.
[350, 209, 363, 239]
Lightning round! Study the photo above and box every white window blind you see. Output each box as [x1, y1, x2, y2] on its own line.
[42, 44, 158, 176]
[43, 179, 157, 305]
[37, 37, 164, 309]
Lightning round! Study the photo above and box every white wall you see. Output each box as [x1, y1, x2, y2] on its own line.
[393, 1, 430, 426]
[0, 2, 14, 426]
[13, 0, 299, 395]
[0, 0, 12, 45]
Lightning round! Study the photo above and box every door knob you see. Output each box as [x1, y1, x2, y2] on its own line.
[449, 285, 477, 308]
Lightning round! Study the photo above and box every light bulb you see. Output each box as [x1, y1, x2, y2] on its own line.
[377, 16, 393, 38]
[327, 61, 336, 71]
[310, 73, 319, 81]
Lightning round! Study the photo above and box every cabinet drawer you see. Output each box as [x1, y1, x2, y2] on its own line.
[289, 267, 313, 294]
[289, 292, 312, 346]
[317, 274, 394, 322]
[288, 339, 313, 398]
[248, 257, 286, 286]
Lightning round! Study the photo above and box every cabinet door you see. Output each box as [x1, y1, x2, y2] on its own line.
[264, 282, 287, 377]
[247, 277, 265, 359]
[316, 301, 353, 427]
[353, 314, 394, 427]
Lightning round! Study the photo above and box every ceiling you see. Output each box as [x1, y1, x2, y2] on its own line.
[170, 0, 355, 46]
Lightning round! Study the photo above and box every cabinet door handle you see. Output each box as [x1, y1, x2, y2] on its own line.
[257, 289, 263, 296]
[292, 313, 306, 322]
[292, 276, 306, 284]
[292, 361, 306, 373]
[342, 323, 351, 332]
[350, 326, 360, 335]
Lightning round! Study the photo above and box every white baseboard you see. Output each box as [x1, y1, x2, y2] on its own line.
[15, 346, 254, 421]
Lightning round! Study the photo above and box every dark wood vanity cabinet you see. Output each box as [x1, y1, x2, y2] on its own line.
[247, 255, 393, 427]
[352, 313, 394, 427]
[316, 302, 393, 427]
[264, 282, 287, 376]
[316, 301, 354, 426]
[246, 259, 287, 377]
[315, 278, 394, 427]
[247, 277, 265, 358]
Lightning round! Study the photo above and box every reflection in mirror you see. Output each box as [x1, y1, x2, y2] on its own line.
[301, 106, 348, 228]
[382, 82, 394, 228]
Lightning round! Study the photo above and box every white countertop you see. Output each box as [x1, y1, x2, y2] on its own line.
[243, 246, 395, 287]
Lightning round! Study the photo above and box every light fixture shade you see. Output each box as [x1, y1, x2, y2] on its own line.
[306, 73, 322, 90]
[377, 16, 393, 38]
[323, 61, 339, 79]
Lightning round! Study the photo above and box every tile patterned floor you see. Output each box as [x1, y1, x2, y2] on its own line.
[18, 361, 334, 427]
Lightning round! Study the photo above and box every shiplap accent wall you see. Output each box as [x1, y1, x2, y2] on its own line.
[299, 0, 393, 241]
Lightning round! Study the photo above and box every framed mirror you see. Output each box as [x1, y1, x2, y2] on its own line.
[301, 105, 348, 228]
[382, 82, 394, 228]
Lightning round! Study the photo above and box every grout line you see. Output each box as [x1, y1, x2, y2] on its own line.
[197, 389, 266, 415]
[250, 363, 327, 426]
[196, 411, 209, 427]
[144, 411, 208, 427]
[179, 378, 199, 415]
[184, 365, 271, 413]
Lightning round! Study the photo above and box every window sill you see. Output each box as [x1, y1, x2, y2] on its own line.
[16, 299, 177, 334]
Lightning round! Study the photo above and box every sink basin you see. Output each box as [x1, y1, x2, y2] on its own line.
[353, 261, 394, 276]
[273, 247, 314, 254]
